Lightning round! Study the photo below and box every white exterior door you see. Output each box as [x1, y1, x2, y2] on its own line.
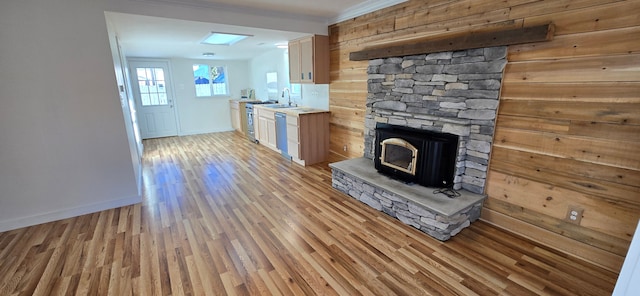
[129, 60, 178, 139]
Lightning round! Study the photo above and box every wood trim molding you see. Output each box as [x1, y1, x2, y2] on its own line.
[349, 23, 555, 61]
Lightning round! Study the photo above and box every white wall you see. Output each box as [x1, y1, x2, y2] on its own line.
[249, 48, 290, 102]
[169, 58, 251, 135]
[248, 48, 330, 109]
[0, 0, 140, 231]
[107, 18, 143, 195]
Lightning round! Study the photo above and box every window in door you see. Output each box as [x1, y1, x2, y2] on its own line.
[193, 64, 229, 97]
[135, 67, 168, 106]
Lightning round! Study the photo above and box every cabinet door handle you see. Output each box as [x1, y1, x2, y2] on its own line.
[301, 73, 304, 80]
[308, 72, 312, 80]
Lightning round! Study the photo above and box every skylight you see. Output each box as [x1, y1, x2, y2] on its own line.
[201, 32, 252, 46]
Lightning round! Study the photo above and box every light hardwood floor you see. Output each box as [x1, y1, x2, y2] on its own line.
[0, 132, 618, 295]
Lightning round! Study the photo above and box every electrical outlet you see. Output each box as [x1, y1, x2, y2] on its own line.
[565, 206, 584, 224]
[343, 145, 348, 152]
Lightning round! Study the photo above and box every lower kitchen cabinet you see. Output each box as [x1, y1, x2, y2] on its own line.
[230, 100, 242, 133]
[254, 105, 330, 165]
[287, 112, 330, 166]
[266, 118, 277, 150]
[286, 114, 300, 159]
[256, 107, 278, 152]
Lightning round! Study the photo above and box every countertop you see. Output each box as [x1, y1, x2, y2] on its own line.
[253, 104, 330, 116]
[229, 99, 266, 103]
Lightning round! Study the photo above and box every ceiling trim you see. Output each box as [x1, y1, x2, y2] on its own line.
[329, 0, 408, 25]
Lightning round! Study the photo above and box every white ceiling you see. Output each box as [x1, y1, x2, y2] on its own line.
[107, 0, 406, 60]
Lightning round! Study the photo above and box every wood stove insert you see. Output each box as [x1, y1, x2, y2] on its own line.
[374, 123, 458, 188]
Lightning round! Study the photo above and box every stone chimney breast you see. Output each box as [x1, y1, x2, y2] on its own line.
[364, 46, 507, 194]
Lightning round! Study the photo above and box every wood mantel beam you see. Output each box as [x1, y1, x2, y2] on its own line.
[349, 23, 555, 61]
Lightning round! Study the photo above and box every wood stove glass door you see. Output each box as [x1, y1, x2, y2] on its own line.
[379, 138, 418, 175]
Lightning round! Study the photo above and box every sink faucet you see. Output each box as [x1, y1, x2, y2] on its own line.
[282, 88, 293, 106]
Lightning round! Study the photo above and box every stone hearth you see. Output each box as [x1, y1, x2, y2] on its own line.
[331, 158, 485, 241]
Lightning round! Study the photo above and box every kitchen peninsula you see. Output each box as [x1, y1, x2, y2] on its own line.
[253, 104, 329, 166]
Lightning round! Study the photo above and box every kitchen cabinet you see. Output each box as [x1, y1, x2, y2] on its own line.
[230, 100, 242, 133]
[288, 35, 329, 84]
[286, 114, 300, 160]
[254, 105, 330, 165]
[288, 41, 301, 84]
[266, 118, 277, 151]
[286, 112, 330, 166]
[255, 107, 278, 152]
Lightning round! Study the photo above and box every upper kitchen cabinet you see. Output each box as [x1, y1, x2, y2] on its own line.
[288, 35, 329, 84]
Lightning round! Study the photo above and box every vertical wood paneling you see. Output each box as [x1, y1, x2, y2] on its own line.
[328, 0, 640, 272]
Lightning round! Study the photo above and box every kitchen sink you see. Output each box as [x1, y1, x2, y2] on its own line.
[264, 104, 293, 109]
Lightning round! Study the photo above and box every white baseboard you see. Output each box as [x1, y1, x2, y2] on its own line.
[0, 195, 142, 232]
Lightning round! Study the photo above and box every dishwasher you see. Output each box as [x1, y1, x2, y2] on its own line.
[275, 112, 291, 160]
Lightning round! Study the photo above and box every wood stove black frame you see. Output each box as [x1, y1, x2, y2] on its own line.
[374, 123, 458, 188]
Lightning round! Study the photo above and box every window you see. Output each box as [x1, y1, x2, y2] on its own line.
[193, 64, 229, 97]
[136, 67, 168, 106]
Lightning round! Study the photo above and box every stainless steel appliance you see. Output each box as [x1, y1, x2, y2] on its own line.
[245, 101, 276, 143]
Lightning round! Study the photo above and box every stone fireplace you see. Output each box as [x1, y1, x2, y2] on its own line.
[330, 46, 506, 240]
[365, 46, 506, 194]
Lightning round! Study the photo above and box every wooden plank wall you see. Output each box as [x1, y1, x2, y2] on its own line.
[328, 0, 640, 273]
